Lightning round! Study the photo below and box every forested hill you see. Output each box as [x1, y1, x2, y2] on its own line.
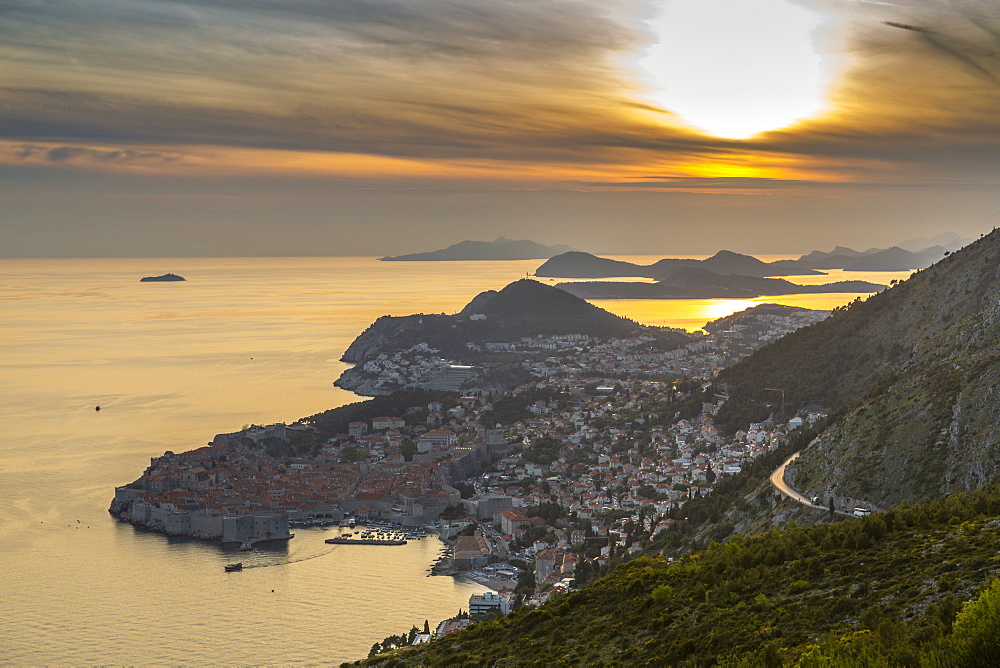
[341, 279, 657, 363]
[353, 485, 1000, 666]
[713, 229, 997, 433]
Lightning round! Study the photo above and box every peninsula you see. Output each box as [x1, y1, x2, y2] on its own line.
[109, 293, 829, 556]
[334, 279, 690, 396]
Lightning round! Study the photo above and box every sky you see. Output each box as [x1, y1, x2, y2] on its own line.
[1, 0, 998, 257]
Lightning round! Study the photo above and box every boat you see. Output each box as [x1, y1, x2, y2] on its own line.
[224, 562, 243, 572]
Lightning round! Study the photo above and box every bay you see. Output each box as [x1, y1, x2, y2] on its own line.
[0, 256, 905, 664]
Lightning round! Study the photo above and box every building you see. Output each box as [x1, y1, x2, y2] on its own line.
[497, 508, 531, 536]
[435, 617, 470, 638]
[469, 590, 514, 617]
[349, 422, 368, 438]
[372, 416, 406, 430]
[418, 429, 457, 452]
[453, 533, 491, 569]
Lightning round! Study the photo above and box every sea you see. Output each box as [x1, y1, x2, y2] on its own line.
[0, 256, 910, 665]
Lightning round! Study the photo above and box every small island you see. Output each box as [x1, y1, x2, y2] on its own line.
[140, 273, 185, 282]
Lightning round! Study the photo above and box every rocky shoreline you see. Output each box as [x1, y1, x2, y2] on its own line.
[333, 365, 392, 396]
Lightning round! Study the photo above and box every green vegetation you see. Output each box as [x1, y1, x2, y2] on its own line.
[302, 389, 458, 437]
[399, 438, 418, 462]
[480, 387, 571, 426]
[353, 485, 1000, 666]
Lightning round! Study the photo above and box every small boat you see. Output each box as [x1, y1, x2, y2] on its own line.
[224, 563, 243, 572]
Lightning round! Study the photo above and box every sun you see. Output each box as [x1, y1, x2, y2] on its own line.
[640, 0, 837, 139]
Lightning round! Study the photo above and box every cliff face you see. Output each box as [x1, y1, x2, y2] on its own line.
[333, 366, 395, 396]
[341, 315, 432, 363]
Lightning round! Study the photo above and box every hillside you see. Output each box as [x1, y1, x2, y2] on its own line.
[702, 303, 829, 335]
[714, 230, 1000, 434]
[354, 485, 1000, 666]
[787, 300, 1000, 511]
[340, 279, 648, 363]
[380, 238, 571, 261]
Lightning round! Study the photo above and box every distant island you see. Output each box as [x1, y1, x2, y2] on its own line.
[139, 273, 185, 282]
[534, 235, 971, 281]
[380, 237, 573, 261]
[556, 269, 885, 300]
[535, 250, 824, 279]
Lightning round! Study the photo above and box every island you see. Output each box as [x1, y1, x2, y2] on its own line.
[534, 250, 824, 279]
[792, 244, 953, 271]
[380, 238, 573, 261]
[139, 273, 185, 282]
[554, 269, 885, 300]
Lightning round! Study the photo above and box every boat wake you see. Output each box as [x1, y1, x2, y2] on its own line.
[234, 546, 340, 570]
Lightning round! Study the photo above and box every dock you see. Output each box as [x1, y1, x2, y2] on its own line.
[325, 537, 407, 546]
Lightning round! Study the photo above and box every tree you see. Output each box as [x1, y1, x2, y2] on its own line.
[341, 445, 363, 463]
[829, 496, 836, 516]
[400, 438, 418, 462]
[423, 619, 431, 635]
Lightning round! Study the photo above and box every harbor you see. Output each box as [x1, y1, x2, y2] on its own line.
[326, 537, 407, 546]
[322, 521, 432, 547]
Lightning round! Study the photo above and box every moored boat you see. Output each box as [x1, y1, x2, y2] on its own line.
[224, 562, 243, 572]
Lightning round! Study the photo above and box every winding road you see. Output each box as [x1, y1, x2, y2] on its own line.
[769, 450, 855, 517]
[769, 452, 822, 508]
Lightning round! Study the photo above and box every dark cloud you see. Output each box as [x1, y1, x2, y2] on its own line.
[1, 0, 997, 178]
[10, 142, 180, 166]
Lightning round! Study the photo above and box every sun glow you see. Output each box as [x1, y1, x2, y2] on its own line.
[640, 0, 837, 139]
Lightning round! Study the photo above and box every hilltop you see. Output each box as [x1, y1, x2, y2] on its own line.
[334, 279, 691, 395]
[340, 279, 645, 364]
[380, 238, 572, 261]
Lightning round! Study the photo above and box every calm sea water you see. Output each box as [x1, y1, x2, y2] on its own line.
[0, 256, 907, 664]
